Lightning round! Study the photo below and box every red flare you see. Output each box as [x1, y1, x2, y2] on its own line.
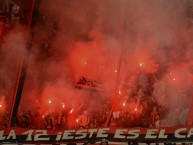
[139, 62, 143, 67]
[62, 104, 65, 108]
[70, 109, 74, 114]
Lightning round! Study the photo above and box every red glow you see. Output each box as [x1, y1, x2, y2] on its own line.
[68, 42, 108, 79]
[70, 109, 74, 114]
[0, 99, 6, 113]
[48, 100, 51, 104]
[168, 71, 177, 82]
[135, 108, 137, 111]
[126, 50, 158, 74]
[122, 102, 126, 107]
[118, 90, 121, 95]
[115, 69, 118, 73]
[139, 62, 144, 67]
[76, 119, 79, 123]
[62, 104, 65, 108]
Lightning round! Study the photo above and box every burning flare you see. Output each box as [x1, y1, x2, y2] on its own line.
[70, 109, 74, 114]
[139, 62, 143, 67]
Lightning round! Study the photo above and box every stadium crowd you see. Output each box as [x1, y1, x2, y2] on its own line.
[0, 76, 169, 130]
[0, 0, 192, 130]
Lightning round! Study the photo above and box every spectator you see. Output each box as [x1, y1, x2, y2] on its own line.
[2, 0, 10, 13]
[55, 112, 65, 129]
[11, 1, 20, 24]
[113, 98, 122, 119]
[78, 110, 90, 129]
[96, 110, 106, 127]
[155, 115, 160, 128]
[16, 109, 29, 127]
[149, 107, 159, 127]
[43, 113, 55, 130]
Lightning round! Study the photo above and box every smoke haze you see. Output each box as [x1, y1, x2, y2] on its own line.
[1, 0, 193, 126]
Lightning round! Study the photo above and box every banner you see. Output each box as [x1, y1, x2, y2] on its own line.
[0, 126, 193, 143]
